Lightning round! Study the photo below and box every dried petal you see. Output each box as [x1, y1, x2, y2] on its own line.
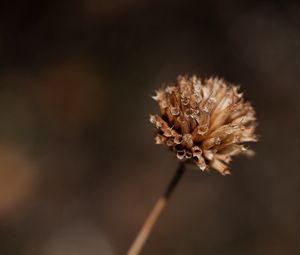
[150, 75, 257, 174]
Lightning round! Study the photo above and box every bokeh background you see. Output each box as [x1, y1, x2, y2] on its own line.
[0, 0, 299, 255]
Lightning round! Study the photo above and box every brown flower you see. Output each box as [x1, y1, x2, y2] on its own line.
[150, 75, 257, 175]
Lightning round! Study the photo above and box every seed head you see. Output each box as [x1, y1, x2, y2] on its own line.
[150, 75, 257, 175]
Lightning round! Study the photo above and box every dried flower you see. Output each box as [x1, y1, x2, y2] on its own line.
[150, 75, 257, 175]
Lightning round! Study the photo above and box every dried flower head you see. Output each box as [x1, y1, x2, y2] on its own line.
[150, 75, 257, 175]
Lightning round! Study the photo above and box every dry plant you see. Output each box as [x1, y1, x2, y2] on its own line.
[127, 75, 258, 255]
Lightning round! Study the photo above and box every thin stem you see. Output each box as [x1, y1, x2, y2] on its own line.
[127, 162, 186, 255]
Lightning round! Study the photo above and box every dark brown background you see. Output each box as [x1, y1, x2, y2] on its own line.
[0, 0, 299, 254]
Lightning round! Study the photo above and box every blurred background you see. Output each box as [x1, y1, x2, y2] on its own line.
[0, 0, 298, 254]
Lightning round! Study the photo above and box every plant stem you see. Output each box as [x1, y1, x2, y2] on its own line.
[127, 162, 186, 255]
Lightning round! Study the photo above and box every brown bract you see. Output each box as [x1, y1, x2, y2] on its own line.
[150, 75, 257, 175]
